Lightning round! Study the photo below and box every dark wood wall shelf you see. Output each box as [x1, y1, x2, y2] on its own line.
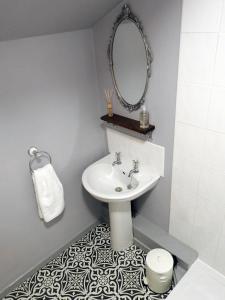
[101, 114, 155, 137]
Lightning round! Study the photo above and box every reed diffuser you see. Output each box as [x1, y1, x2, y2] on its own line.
[104, 89, 113, 117]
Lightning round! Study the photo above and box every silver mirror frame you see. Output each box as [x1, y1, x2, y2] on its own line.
[108, 4, 153, 112]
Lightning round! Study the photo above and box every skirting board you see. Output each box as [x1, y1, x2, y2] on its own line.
[0, 220, 101, 299]
[133, 215, 198, 270]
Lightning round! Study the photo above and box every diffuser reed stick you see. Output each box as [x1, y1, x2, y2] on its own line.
[104, 88, 113, 117]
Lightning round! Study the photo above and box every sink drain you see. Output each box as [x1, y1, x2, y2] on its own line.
[115, 187, 123, 192]
[127, 184, 132, 190]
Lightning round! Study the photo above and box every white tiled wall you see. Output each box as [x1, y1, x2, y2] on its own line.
[170, 0, 225, 274]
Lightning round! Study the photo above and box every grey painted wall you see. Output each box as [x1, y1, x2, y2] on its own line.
[0, 30, 106, 292]
[93, 0, 182, 230]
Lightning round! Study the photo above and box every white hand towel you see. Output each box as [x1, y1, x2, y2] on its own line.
[32, 163, 64, 223]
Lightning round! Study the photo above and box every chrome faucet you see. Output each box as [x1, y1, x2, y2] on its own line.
[128, 160, 139, 177]
[112, 152, 122, 166]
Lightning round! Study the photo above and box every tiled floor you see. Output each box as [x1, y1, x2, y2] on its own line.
[4, 224, 175, 300]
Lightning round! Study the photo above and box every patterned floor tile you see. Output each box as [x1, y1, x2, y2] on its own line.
[3, 224, 175, 300]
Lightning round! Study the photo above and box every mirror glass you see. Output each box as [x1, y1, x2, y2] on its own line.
[108, 5, 152, 112]
[113, 20, 147, 105]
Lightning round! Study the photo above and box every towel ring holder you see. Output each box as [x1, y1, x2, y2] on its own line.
[28, 146, 52, 174]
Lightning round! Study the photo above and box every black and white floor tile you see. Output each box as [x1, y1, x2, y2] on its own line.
[4, 224, 175, 300]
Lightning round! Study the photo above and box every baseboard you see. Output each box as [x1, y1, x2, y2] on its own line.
[133, 215, 198, 270]
[0, 220, 100, 299]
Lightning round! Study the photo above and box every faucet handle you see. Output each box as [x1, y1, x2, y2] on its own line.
[133, 160, 139, 171]
[116, 152, 120, 159]
[115, 152, 122, 164]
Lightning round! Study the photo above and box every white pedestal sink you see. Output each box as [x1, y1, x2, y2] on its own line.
[82, 128, 165, 251]
[82, 154, 160, 250]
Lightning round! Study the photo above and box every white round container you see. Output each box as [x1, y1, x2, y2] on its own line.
[145, 248, 173, 293]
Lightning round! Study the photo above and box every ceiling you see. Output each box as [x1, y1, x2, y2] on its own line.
[0, 0, 122, 41]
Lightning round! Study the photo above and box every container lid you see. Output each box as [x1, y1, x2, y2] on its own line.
[146, 248, 173, 274]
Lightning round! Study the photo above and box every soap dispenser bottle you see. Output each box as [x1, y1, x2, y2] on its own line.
[139, 105, 150, 129]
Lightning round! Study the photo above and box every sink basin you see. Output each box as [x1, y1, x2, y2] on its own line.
[82, 154, 159, 203]
[82, 153, 160, 251]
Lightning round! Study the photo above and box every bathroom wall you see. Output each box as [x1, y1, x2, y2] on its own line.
[170, 0, 225, 274]
[93, 0, 182, 230]
[0, 30, 106, 292]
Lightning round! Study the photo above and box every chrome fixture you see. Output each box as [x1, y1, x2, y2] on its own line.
[112, 152, 121, 166]
[28, 146, 52, 174]
[128, 160, 139, 177]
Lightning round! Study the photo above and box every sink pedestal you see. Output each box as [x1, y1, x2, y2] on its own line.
[109, 201, 133, 251]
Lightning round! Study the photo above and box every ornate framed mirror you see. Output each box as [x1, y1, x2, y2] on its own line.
[108, 4, 153, 112]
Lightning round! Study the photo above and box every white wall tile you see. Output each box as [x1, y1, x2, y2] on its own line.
[220, 4, 225, 32]
[190, 168, 225, 263]
[207, 87, 225, 133]
[202, 130, 225, 171]
[176, 84, 211, 127]
[171, 1, 225, 274]
[214, 35, 225, 86]
[170, 218, 192, 246]
[173, 122, 206, 164]
[191, 197, 224, 265]
[170, 187, 195, 245]
[170, 184, 197, 245]
[214, 218, 225, 274]
[190, 195, 225, 265]
[171, 150, 201, 245]
[182, 0, 223, 33]
[179, 33, 218, 84]
[172, 160, 201, 196]
[170, 185, 197, 224]
[198, 167, 225, 203]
